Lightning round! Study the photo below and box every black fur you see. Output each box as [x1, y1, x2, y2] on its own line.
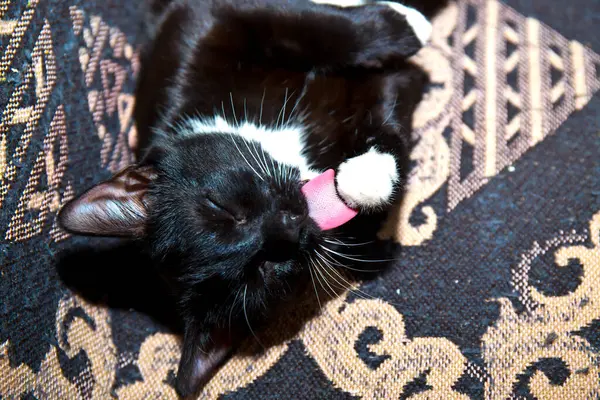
[58, 0, 432, 396]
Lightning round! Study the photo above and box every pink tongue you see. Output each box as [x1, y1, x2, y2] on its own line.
[301, 169, 358, 230]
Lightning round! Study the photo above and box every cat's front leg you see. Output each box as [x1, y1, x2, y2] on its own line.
[335, 147, 400, 210]
[309, 0, 432, 68]
[310, 0, 432, 47]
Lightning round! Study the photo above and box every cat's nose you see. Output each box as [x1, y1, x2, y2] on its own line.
[277, 212, 305, 243]
[261, 212, 306, 261]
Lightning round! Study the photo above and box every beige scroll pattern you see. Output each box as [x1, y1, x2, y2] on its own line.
[0, 295, 117, 399]
[298, 293, 469, 399]
[113, 290, 469, 400]
[482, 211, 600, 399]
[3, 209, 600, 399]
[3, 0, 600, 399]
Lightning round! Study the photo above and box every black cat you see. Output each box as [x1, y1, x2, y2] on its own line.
[58, 0, 433, 396]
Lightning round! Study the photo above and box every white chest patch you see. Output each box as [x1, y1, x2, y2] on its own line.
[183, 116, 320, 181]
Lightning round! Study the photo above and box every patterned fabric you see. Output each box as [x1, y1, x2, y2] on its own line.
[1, 0, 599, 398]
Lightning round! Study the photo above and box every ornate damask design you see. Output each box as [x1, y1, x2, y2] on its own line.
[5, 210, 599, 399]
[69, 6, 139, 173]
[103, 216, 600, 400]
[114, 290, 469, 400]
[482, 211, 600, 399]
[114, 332, 290, 399]
[1, 0, 599, 399]
[298, 293, 470, 399]
[381, 0, 600, 246]
[0, 295, 116, 399]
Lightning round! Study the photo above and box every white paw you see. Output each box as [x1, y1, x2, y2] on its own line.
[336, 148, 398, 209]
[378, 1, 432, 45]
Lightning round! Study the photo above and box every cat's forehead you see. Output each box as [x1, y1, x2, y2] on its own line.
[175, 116, 320, 181]
[158, 129, 305, 189]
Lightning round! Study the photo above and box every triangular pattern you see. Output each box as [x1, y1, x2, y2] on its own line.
[5, 107, 71, 241]
[109, 93, 136, 170]
[100, 59, 126, 116]
[70, 6, 140, 172]
[0, 21, 57, 209]
[69, 6, 84, 36]
[445, 0, 600, 210]
[0, 0, 39, 81]
[383, 0, 600, 245]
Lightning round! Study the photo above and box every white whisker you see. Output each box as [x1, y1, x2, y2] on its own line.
[222, 100, 264, 182]
[229, 92, 239, 126]
[307, 256, 322, 310]
[382, 94, 398, 126]
[259, 88, 266, 126]
[240, 136, 266, 179]
[312, 258, 338, 300]
[229, 287, 242, 336]
[315, 251, 379, 301]
[243, 285, 264, 348]
[314, 256, 349, 293]
[319, 244, 395, 264]
[277, 87, 290, 129]
[250, 139, 269, 177]
[323, 237, 375, 247]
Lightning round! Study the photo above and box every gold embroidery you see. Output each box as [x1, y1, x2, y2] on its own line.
[384, 0, 600, 246]
[70, 7, 139, 172]
[114, 331, 290, 399]
[115, 333, 180, 399]
[378, 114, 450, 245]
[0, 20, 57, 209]
[200, 341, 289, 399]
[118, 293, 469, 400]
[482, 211, 600, 399]
[55, 295, 117, 399]
[5, 106, 72, 241]
[0, 14, 72, 242]
[0, 295, 116, 399]
[0, 0, 39, 80]
[298, 293, 469, 399]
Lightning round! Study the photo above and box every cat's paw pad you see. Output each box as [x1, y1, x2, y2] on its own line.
[377, 1, 432, 45]
[336, 148, 398, 209]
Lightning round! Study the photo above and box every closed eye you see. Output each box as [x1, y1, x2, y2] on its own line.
[205, 196, 246, 223]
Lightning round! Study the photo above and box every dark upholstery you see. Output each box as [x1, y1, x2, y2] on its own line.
[1, 0, 599, 398]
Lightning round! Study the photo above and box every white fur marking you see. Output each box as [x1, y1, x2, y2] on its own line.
[184, 116, 319, 181]
[336, 147, 398, 209]
[311, 0, 431, 46]
[310, 0, 367, 7]
[378, 1, 432, 45]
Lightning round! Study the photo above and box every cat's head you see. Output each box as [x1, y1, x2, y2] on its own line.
[58, 133, 320, 311]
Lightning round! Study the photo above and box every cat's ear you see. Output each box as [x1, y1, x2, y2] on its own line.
[58, 165, 157, 237]
[176, 322, 230, 397]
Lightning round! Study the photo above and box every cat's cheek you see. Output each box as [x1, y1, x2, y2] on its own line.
[335, 148, 398, 210]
